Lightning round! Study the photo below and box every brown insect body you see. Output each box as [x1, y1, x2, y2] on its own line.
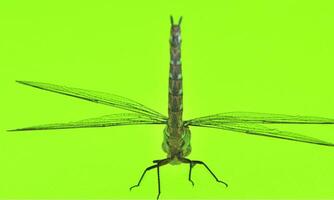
[162, 17, 191, 163]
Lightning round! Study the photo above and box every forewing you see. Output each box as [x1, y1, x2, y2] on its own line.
[186, 112, 334, 125]
[16, 80, 167, 120]
[188, 122, 334, 146]
[8, 113, 167, 131]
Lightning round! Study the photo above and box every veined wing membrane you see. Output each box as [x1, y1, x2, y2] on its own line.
[186, 112, 334, 125]
[8, 113, 167, 131]
[16, 81, 167, 120]
[189, 122, 334, 146]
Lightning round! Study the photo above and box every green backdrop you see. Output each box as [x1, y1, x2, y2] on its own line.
[1, 0, 334, 199]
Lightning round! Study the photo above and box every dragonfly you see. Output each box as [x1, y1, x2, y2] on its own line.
[10, 16, 334, 199]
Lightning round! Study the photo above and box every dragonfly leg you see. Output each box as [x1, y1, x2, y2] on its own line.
[188, 162, 195, 186]
[156, 161, 162, 200]
[192, 160, 228, 188]
[130, 158, 171, 200]
[179, 157, 228, 188]
[178, 157, 195, 186]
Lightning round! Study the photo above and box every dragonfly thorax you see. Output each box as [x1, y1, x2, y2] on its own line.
[162, 125, 191, 161]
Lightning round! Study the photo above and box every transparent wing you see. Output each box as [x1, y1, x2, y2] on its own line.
[186, 112, 334, 125]
[8, 113, 167, 131]
[188, 122, 334, 146]
[16, 80, 167, 120]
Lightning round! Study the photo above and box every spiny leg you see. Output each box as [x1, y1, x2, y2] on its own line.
[179, 158, 228, 188]
[130, 158, 170, 200]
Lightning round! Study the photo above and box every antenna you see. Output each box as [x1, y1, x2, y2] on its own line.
[170, 16, 183, 26]
[170, 15, 174, 26]
[178, 16, 183, 26]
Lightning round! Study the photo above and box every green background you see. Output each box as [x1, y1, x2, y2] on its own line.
[1, 0, 334, 199]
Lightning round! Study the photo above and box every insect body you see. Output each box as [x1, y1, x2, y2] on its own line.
[164, 16, 191, 161]
[10, 16, 334, 199]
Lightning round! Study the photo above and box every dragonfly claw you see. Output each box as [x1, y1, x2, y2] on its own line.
[129, 185, 138, 191]
[218, 180, 228, 188]
[189, 179, 195, 187]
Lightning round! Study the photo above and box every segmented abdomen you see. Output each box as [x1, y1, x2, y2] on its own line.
[167, 24, 183, 138]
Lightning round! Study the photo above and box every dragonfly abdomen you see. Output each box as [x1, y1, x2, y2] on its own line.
[165, 16, 190, 158]
[168, 17, 183, 134]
